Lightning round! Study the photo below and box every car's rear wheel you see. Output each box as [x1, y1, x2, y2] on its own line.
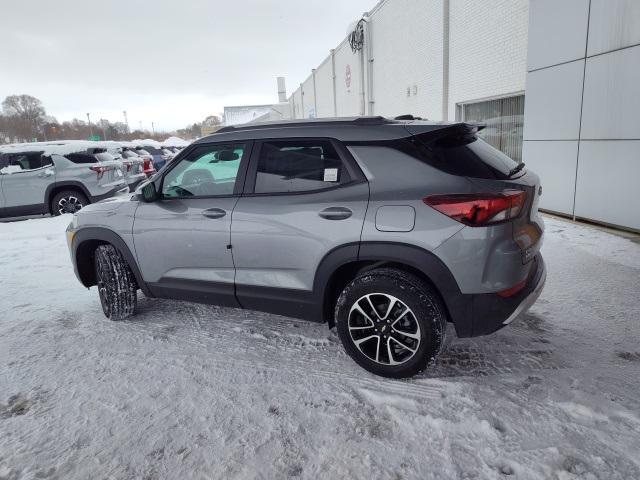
[335, 268, 447, 378]
[51, 190, 88, 216]
[94, 244, 137, 320]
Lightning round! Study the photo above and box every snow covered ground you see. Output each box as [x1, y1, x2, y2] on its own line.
[1, 214, 639, 480]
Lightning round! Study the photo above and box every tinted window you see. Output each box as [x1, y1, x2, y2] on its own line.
[254, 140, 349, 194]
[162, 143, 245, 198]
[7, 152, 45, 170]
[66, 153, 98, 164]
[409, 133, 520, 179]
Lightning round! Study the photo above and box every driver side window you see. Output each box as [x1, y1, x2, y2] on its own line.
[162, 143, 246, 198]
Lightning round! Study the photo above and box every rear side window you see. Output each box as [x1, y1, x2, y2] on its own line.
[410, 132, 520, 179]
[254, 140, 350, 194]
[66, 153, 98, 164]
[5, 152, 46, 170]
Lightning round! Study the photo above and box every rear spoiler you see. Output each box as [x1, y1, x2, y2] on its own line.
[404, 122, 485, 139]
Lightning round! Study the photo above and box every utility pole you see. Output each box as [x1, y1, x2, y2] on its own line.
[123, 110, 129, 138]
[151, 121, 156, 136]
[100, 119, 108, 141]
[86, 113, 93, 137]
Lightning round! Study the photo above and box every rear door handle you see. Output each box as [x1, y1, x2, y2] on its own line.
[318, 206, 352, 220]
[38, 169, 55, 178]
[202, 208, 226, 219]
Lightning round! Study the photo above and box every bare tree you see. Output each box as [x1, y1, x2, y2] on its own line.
[2, 94, 46, 140]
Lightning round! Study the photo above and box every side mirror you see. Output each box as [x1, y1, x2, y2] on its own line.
[141, 182, 158, 202]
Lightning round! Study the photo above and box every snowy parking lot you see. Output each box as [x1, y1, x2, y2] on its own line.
[1, 214, 639, 479]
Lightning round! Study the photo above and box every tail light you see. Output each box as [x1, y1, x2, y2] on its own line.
[122, 160, 133, 172]
[497, 279, 527, 298]
[142, 158, 155, 176]
[90, 164, 114, 180]
[423, 190, 527, 227]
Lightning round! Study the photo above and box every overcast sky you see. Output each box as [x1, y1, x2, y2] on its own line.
[0, 0, 374, 131]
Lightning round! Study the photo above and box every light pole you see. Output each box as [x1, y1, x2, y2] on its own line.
[123, 110, 129, 138]
[86, 113, 93, 138]
[151, 121, 156, 136]
[100, 119, 108, 141]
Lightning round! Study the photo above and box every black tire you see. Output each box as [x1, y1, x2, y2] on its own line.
[51, 190, 88, 216]
[94, 244, 137, 320]
[335, 268, 447, 378]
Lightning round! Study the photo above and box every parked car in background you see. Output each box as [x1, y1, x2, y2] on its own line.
[66, 117, 545, 378]
[161, 147, 177, 164]
[0, 142, 128, 217]
[93, 148, 147, 192]
[135, 145, 166, 171]
[121, 148, 155, 181]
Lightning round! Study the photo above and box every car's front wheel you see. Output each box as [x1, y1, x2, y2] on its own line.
[94, 244, 137, 320]
[335, 268, 447, 378]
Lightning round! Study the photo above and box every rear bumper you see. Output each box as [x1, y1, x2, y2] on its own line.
[466, 254, 546, 336]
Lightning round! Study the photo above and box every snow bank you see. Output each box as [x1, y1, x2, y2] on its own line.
[0, 214, 639, 479]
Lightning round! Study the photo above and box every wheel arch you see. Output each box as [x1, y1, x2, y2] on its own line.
[314, 242, 472, 336]
[46, 181, 92, 214]
[73, 227, 153, 297]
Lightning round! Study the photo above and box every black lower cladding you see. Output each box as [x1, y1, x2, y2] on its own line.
[469, 254, 545, 336]
[148, 278, 240, 309]
[1, 203, 48, 218]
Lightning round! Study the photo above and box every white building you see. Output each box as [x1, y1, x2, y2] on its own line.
[288, 0, 639, 232]
[523, 0, 640, 231]
[223, 77, 291, 126]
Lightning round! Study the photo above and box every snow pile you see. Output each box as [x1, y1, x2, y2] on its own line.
[161, 136, 190, 147]
[0, 214, 639, 479]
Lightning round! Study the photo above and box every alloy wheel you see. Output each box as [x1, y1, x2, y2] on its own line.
[57, 196, 83, 215]
[348, 293, 421, 365]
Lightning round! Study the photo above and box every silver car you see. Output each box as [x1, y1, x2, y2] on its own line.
[66, 117, 546, 378]
[94, 142, 147, 192]
[0, 142, 128, 217]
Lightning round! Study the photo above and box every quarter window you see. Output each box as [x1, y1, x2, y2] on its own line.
[254, 140, 349, 194]
[162, 144, 246, 198]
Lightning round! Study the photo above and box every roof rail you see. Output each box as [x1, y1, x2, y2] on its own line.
[215, 116, 391, 134]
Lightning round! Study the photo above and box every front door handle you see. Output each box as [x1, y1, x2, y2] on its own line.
[318, 206, 352, 220]
[202, 208, 226, 219]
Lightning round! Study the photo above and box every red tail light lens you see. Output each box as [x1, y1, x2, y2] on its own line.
[142, 158, 155, 175]
[497, 279, 527, 298]
[423, 190, 527, 226]
[90, 165, 113, 179]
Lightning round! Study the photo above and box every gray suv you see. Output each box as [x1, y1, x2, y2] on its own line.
[0, 142, 129, 217]
[66, 117, 546, 378]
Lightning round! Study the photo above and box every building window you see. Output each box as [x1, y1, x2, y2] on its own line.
[456, 94, 525, 163]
